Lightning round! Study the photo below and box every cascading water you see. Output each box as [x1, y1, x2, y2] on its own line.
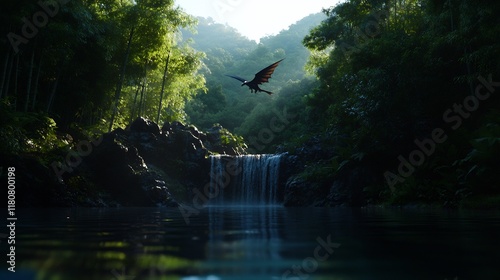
[209, 154, 283, 205]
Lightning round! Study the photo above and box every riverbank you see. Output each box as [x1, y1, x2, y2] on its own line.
[2, 117, 499, 209]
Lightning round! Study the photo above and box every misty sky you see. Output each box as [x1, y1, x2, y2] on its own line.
[174, 0, 341, 41]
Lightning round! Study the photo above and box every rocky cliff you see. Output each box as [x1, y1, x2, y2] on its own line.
[5, 118, 246, 207]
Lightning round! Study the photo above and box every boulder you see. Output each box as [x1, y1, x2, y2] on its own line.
[130, 117, 160, 135]
[83, 130, 156, 206]
[81, 118, 244, 206]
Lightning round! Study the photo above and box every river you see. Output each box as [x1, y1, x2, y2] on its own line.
[3, 207, 500, 279]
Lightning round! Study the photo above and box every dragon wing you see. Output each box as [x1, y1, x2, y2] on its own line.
[250, 58, 284, 85]
[225, 74, 247, 83]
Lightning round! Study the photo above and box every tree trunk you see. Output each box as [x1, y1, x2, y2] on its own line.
[156, 52, 170, 123]
[109, 26, 135, 132]
[130, 83, 141, 123]
[138, 61, 148, 118]
[0, 50, 11, 99]
[139, 77, 146, 118]
[46, 67, 63, 113]
[142, 82, 147, 117]
[25, 48, 35, 112]
[12, 53, 20, 109]
[31, 53, 43, 111]
[3, 51, 14, 100]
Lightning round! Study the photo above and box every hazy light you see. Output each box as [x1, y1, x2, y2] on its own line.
[175, 0, 341, 41]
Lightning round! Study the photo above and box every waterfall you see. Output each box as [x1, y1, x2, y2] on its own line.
[208, 154, 283, 205]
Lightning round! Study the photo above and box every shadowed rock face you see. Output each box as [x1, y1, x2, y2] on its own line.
[81, 117, 247, 207]
[8, 117, 247, 207]
[280, 136, 380, 207]
[1, 154, 68, 207]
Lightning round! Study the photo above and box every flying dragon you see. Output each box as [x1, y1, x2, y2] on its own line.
[225, 58, 284, 95]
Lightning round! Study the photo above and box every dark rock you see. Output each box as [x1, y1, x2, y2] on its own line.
[283, 175, 331, 207]
[281, 133, 379, 207]
[203, 124, 244, 155]
[83, 132, 154, 206]
[131, 117, 160, 135]
[136, 120, 210, 190]
[161, 121, 185, 134]
[1, 154, 66, 207]
[139, 171, 178, 207]
[90, 118, 241, 206]
[326, 165, 378, 207]
[0, 153, 115, 207]
[188, 125, 203, 139]
[7, 117, 250, 207]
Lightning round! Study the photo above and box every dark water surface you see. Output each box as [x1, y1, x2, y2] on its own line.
[3, 207, 500, 280]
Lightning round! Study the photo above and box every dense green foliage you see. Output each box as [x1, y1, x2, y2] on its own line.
[301, 0, 500, 207]
[0, 100, 63, 155]
[0, 0, 204, 134]
[184, 14, 326, 152]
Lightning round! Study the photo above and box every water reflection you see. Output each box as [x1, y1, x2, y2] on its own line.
[203, 206, 283, 277]
[10, 208, 199, 280]
[5, 207, 500, 280]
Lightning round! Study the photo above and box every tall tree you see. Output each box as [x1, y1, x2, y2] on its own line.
[109, 26, 134, 132]
[157, 51, 170, 123]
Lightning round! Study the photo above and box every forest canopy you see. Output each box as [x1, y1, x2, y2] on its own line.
[1, 0, 205, 134]
[299, 0, 500, 206]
